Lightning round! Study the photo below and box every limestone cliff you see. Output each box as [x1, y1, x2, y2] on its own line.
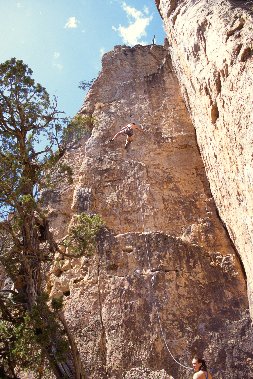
[156, 0, 253, 319]
[47, 45, 253, 378]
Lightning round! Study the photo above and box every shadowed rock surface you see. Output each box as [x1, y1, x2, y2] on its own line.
[156, 0, 253, 319]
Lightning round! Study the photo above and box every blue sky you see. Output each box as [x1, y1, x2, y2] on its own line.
[0, 0, 165, 118]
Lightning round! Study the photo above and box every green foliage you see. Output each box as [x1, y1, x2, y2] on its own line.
[63, 114, 96, 141]
[20, 194, 36, 209]
[51, 296, 64, 311]
[0, 58, 100, 377]
[78, 78, 95, 91]
[0, 58, 94, 214]
[0, 58, 62, 207]
[0, 311, 42, 376]
[29, 294, 69, 360]
[0, 293, 69, 378]
[62, 213, 104, 257]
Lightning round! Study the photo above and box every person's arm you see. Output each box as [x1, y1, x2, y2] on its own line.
[133, 124, 144, 132]
[111, 130, 124, 140]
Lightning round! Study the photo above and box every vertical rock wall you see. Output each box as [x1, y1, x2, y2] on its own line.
[156, 0, 253, 317]
[48, 45, 253, 378]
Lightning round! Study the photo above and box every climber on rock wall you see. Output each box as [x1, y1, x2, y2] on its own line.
[109, 122, 144, 149]
[192, 357, 213, 379]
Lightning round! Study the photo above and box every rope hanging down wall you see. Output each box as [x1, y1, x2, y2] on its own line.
[132, 158, 192, 372]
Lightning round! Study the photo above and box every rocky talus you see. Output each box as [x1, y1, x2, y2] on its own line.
[47, 45, 253, 378]
[156, 0, 253, 319]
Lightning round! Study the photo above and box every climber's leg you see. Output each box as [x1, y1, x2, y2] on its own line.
[125, 136, 133, 149]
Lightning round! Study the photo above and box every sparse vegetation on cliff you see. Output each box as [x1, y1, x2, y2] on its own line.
[62, 213, 104, 257]
[78, 78, 95, 92]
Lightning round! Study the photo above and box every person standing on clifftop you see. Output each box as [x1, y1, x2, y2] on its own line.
[109, 122, 144, 149]
[192, 357, 213, 379]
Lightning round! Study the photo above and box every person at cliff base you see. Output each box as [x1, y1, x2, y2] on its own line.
[109, 122, 144, 149]
[192, 357, 213, 379]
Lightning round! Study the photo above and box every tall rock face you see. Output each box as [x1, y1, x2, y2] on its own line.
[48, 45, 253, 378]
[156, 0, 253, 317]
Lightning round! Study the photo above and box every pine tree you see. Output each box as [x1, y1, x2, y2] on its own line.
[0, 58, 100, 378]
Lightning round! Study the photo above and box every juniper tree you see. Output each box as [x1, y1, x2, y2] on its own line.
[0, 58, 101, 378]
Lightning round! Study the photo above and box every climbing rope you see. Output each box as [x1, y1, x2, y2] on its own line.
[134, 160, 192, 371]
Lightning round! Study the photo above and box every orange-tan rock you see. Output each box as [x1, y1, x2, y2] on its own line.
[47, 45, 253, 378]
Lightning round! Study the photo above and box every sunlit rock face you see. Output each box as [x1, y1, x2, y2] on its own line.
[48, 45, 253, 378]
[156, 0, 253, 318]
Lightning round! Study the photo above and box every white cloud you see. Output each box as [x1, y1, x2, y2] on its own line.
[64, 16, 79, 29]
[53, 52, 60, 59]
[143, 6, 149, 15]
[53, 63, 64, 71]
[122, 3, 142, 19]
[52, 52, 63, 71]
[100, 48, 105, 57]
[113, 2, 153, 46]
